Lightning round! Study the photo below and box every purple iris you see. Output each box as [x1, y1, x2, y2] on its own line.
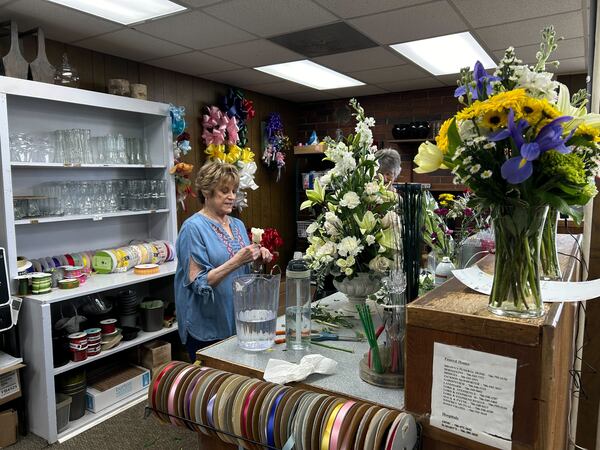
[489, 109, 573, 184]
[454, 61, 500, 100]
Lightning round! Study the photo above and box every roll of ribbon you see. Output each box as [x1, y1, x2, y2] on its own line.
[134, 264, 160, 275]
[58, 278, 79, 289]
[266, 389, 287, 448]
[329, 400, 356, 450]
[207, 394, 217, 428]
[321, 402, 344, 450]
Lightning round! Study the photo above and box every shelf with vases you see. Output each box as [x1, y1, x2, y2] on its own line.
[11, 162, 166, 169]
[53, 323, 178, 375]
[14, 209, 169, 225]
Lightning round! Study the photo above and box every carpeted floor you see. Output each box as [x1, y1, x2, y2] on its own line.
[11, 402, 199, 450]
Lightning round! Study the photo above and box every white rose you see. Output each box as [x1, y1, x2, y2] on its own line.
[337, 236, 364, 257]
[368, 255, 392, 273]
[382, 211, 398, 229]
[345, 267, 353, 276]
[339, 191, 360, 209]
[251, 227, 264, 244]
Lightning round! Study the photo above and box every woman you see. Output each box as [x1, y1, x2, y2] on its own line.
[375, 148, 402, 184]
[175, 161, 272, 360]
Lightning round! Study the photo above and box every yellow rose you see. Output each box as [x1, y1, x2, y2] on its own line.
[414, 141, 445, 173]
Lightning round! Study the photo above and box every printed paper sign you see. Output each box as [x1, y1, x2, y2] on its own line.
[0, 370, 19, 399]
[430, 343, 517, 450]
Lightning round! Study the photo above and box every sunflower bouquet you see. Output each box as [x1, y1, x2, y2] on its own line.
[414, 26, 600, 318]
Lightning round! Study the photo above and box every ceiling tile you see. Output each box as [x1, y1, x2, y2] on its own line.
[349, 1, 467, 44]
[313, 47, 407, 72]
[376, 77, 445, 92]
[204, 0, 338, 37]
[0, 0, 121, 43]
[243, 81, 314, 96]
[451, 0, 581, 28]
[549, 57, 587, 74]
[278, 90, 342, 102]
[145, 51, 241, 75]
[323, 85, 389, 98]
[314, 0, 432, 19]
[204, 39, 302, 66]
[476, 10, 584, 51]
[493, 37, 585, 65]
[199, 68, 282, 87]
[350, 65, 429, 84]
[76, 29, 189, 62]
[134, 10, 254, 50]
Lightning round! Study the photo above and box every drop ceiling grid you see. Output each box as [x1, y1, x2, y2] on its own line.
[0, 0, 589, 101]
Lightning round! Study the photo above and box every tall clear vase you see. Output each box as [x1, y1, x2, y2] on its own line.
[488, 205, 548, 319]
[540, 207, 562, 281]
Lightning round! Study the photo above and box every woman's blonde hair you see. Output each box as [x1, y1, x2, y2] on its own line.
[195, 160, 239, 203]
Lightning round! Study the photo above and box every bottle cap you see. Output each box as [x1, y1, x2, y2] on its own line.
[286, 259, 310, 278]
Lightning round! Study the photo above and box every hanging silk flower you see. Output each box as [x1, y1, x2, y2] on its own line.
[202, 87, 258, 210]
[169, 105, 195, 211]
[262, 112, 290, 182]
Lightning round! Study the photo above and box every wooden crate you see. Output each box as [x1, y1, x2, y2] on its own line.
[405, 235, 579, 449]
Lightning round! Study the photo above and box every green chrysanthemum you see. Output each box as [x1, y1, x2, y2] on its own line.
[539, 150, 587, 185]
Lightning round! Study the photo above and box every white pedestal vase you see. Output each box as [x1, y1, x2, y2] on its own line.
[333, 272, 382, 316]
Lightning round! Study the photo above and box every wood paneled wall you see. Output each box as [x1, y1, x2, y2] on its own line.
[2, 35, 300, 265]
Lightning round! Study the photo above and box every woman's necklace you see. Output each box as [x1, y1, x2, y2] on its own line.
[200, 209, 229, 227]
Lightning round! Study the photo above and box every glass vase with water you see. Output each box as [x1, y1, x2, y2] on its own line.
[233, 273, 280, 351]
[285, 259, 311, 351]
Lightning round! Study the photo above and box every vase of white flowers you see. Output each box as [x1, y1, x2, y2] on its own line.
[302, 99, 400, 313]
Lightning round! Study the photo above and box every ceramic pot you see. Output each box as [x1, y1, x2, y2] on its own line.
[333, 272, 382, 315]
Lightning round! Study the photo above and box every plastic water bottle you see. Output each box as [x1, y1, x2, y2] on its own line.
[285, 259, 311, 351]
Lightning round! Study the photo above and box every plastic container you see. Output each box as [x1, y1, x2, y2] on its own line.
[55, 393, 72, 433]
[233, 273, 280, 352]
[139, 300, 164, 332]
[63, 388, 86, 420]
[285, 259, 311, 351]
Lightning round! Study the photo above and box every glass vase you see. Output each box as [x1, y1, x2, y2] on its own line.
[488, 205, 548, 319]
[540, 207, 562, 281]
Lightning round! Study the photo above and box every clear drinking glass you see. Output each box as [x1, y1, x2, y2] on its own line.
[157, 180, 167, 209]
[80, 182, 93, 215]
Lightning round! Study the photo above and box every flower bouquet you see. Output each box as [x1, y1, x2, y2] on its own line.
[248, 227, 284, 262]
[413, 26, 600, 318]
[262, 112, 291, 182]
[302, 99, 400, 313]
[202, 88, 258, 210]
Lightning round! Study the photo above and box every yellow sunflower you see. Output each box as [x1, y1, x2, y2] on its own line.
[517, 97, 544, 125]
[575, 124, 600, 142]
[481, 109, 508, 130]
[435, 117, 454, 152]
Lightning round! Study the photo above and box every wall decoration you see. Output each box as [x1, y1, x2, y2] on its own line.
[168, 105, 195, 211]
[202, 87, 257, 210]
[262, 112, 291, 182]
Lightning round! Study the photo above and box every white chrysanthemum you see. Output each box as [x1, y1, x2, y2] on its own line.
[364, 181, 379, 195]
[470, 164, 481, 174]
[481, 170, 493, 179]
[337, 236, 364, 257]
[339, 191, 360, 209]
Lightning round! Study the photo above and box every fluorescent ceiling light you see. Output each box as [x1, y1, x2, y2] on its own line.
[255, 60, 364, 90]
[45, 0, 187, 25]
[390, 32, 496, 76]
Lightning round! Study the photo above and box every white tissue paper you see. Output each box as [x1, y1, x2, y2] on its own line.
[263, 354, 338, 384]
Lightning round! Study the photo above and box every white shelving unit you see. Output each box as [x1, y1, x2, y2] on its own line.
[0, 76, 179, 444]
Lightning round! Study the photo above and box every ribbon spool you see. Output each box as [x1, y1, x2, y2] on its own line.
[134, 264, 160, 275]
[147, 363, 417, 450]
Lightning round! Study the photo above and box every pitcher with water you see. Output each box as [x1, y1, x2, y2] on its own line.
[233, 272, 281, 351]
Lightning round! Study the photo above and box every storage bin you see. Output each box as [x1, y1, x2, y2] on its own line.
[139, 300, 164, 332]
[55, 393, 72, 433]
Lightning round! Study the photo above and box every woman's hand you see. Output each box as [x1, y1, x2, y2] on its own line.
[233, 244, 261, 267]
[258, 247, 273, 263]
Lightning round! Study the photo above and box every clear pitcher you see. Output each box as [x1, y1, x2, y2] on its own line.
[233, 273, 281, 351]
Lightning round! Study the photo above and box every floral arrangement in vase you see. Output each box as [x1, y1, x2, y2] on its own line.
[413, 26, 600, 318]
[302, 99, 399, 313]
[262, 112, 291, 182]
[168, 105, 195, 211]
[202, 87, 258, 210]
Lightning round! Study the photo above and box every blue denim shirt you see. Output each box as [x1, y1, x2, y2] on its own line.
[174, 213, 250, 343]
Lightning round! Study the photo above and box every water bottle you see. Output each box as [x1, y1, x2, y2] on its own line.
[285, 259, 311, 351]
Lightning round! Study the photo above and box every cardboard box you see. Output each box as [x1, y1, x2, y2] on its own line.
[0, 409, 17, 448]
[85, 365, 150, 413]
[0, 365, 22, 407]
[140, 340, 171, 374]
